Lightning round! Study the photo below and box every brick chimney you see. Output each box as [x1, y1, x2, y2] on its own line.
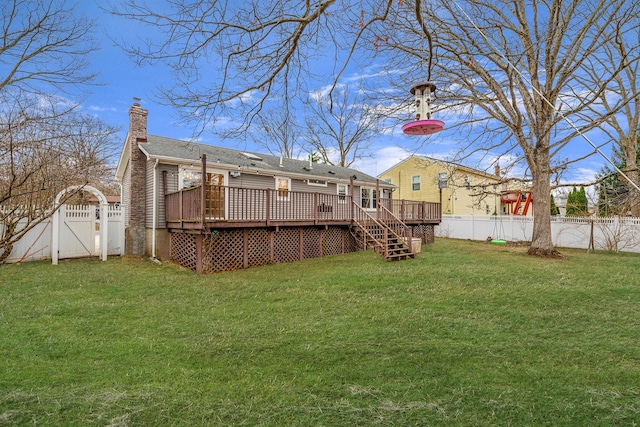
[125, 99, 148, 256]
[494, 164, 501, 177]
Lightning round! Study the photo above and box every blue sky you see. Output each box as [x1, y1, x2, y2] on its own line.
[71, 1, 613, 194]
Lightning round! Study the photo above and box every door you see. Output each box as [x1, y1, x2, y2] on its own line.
[205, 173, 225, 219]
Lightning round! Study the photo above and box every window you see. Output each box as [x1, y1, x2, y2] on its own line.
[180, 168, 202, 189]
[337, 184, 348, 202]
[361, 187, 377, 209]
[275, 176, 290, 200]
[412, 175, 421, 191]
[307, 179, 327, 187]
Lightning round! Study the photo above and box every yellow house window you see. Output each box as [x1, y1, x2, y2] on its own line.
[412, 175, 421, 191]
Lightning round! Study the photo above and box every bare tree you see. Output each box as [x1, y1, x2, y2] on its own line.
[1, 0, 97, 95]
[393, 0, 638, 256]
[304, 85, 381, 167]
[249, 106, 303, 159]
[0, 93, 118, 263]
[0, 0, 108, 263]
[110, 0, 639, 257]
[582, 15, 640, 216]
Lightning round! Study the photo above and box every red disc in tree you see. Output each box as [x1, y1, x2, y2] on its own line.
[402, 119, 444, 135]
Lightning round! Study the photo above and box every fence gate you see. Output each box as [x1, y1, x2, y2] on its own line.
[57, 205, 99, 259]
[51, 185, 124, 265]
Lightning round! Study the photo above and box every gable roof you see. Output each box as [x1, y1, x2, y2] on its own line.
[117, 134, 388, 187]
[378, 154, 500, 181]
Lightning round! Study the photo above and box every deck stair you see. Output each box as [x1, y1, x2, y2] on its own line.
[350, 204, 415, 261]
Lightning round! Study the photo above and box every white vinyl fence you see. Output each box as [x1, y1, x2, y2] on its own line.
[1, 204, 124, 264]
[436, 215, 640, 253]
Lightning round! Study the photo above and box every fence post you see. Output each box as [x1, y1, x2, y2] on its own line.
[100, 202, 108, 261]
[51, 204, 63, 265]
[471, 214, 475, 240]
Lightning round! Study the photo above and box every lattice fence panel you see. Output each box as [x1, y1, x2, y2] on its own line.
[322, 227, 343, 256]
[203, 229, 244, 273]
[170, 232, 198, 271]
[343, 229, 358, 253]
[172, 226, 364, 274]
[412, 224, 435, 244]
[247, 229, 271, 267]
[273, 228, 300, 264]
[303, 227, 321, 259]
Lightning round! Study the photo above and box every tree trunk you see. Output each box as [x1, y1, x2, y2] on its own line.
[623, 139, 640, 217]
[0, 243, 13, 265]
[527, 149, 563, 258]
[0, 221, 16, 265]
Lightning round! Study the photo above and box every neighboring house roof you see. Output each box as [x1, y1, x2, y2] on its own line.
[117, 134, 389, 187]
[86, 195, 121, 204]
[378, 154, 500, 181]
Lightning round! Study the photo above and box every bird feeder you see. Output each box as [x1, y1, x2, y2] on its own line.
[402, 81, 444, 135]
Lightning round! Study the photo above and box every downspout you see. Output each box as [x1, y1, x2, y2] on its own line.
[152, 158, 159, 259]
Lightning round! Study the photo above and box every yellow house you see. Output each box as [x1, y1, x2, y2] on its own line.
[379, 155, 532, 216]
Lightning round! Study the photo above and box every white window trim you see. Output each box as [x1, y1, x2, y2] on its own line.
[307, 179, 327, 187]
[361, 187, 377, 210]
[337, 183, 348, 203]
[412, 175, 421, 191]
[179, 167, 202, 189]
[179, 167, 229, 190]
[275, 176, 291, 201]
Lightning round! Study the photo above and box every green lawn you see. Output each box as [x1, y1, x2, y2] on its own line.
[1, 238, 639, 426]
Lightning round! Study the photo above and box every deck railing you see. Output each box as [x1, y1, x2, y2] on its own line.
[378, 198, 442, 223]
[165, 184, 440, 225]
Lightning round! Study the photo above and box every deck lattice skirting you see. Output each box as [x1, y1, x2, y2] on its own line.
[170, 226, 359, 273]
[169, 224, 435, 273]
[412, 224, 436, 244]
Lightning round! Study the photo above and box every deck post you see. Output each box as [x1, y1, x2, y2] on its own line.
[266, 188, 271, 226]
[299, 228, 304, 260]
[350, 175, 355, 221]
[314, 192, 318, 224]
[195, 233, 204, 274]
[200, 154, 206, 227]
[243, 229, 249, 269]
[269, 230, 274, 263]
[376, 179, 380, 220]
[179, 191, 183, 227]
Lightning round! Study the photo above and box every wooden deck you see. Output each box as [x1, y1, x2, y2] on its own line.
[165, 185, 441, 230]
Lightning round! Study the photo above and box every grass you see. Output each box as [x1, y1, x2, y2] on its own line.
[1, 238, 639, 426]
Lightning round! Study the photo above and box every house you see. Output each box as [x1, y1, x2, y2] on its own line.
[379, 155, 533, 216]
[115, 102, 442, 273]
[86, 195, 121, 206]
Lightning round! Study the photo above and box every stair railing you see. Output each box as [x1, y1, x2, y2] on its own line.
[378, 203, 413, 243]
[352, 202, 412, 258]
[351, 203, 388, 257]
